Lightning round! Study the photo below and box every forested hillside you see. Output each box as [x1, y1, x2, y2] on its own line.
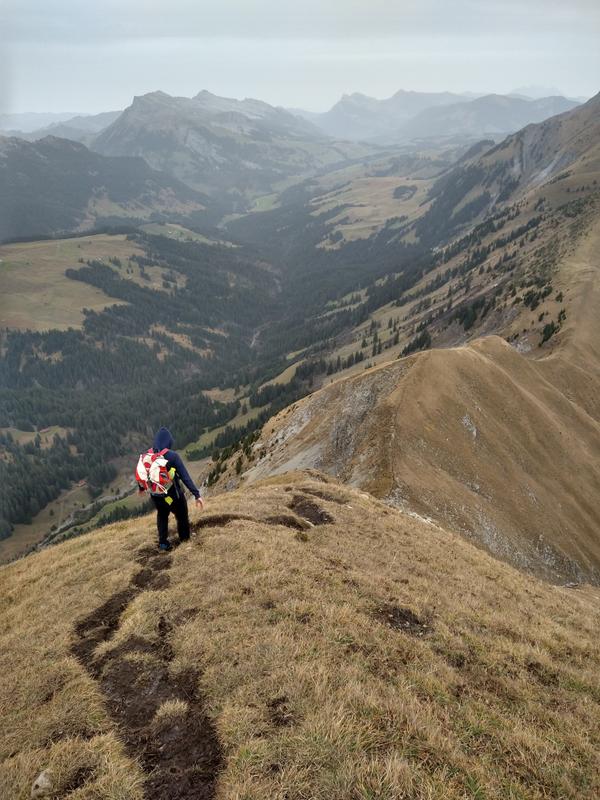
[0, 136, 207, 241]
[0, 233, 278, 540]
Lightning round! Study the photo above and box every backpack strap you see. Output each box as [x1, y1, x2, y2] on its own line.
[147, 447, 169, 457]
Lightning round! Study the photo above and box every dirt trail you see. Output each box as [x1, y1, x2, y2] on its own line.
[69, 493, 335, 797]
[69, 494, 336, 796]
[71, 544, 223, 800]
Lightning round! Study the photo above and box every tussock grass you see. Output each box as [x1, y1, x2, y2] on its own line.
[1, 474, 599, 798]
[153, 699, 190, 727]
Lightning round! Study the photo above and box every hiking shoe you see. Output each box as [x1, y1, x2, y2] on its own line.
[158, 542, 172, 552]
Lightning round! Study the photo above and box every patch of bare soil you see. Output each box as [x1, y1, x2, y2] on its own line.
[191, 513, 254, 532]
[71, 543, 223, 799]
[267, 695, 295, 728]
[526, 659, 560, 687]
[72, 588, 139, 672]
[288, 495, 335, 526]
[132, 555, 172, 590]
[298, 487, 348, 505]
[263, 514, 310, 531]
[62, 765, 97, 793]
[375, 604, 431, 637]
[191, 511, 316, 535]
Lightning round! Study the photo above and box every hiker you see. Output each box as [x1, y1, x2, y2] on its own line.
[136, 426, 204, 550]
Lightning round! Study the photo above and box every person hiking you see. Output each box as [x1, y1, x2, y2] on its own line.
[136, 426, 204, 551]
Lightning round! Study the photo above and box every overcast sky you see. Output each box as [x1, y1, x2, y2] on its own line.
[2, 0, 599, 114]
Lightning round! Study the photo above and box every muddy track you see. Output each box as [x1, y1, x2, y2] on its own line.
[70, 497, 335, 797]
[288, 495, 335, 526]
[71, 544, 223, 799]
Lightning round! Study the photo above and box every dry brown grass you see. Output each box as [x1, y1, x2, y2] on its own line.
[244, 215, 600, 584]
[1, 474, 599, 798]
[0, 235, 142, 331]
[310, 176, 432, 249]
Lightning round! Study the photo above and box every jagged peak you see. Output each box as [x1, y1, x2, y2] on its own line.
[193, 89, 220, 101]
[389, 88, 444, 98]
[192, 89, 275, 113]
[130, 90, 174, 108]
[339, 92, 373, 101]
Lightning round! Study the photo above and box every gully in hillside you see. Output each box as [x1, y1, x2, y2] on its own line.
[136, 427, 204, 551]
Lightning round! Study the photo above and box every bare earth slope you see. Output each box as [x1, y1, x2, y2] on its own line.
[244, 218, 600, 583]
[1, 476, 599, 799]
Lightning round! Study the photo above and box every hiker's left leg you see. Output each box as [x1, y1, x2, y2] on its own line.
[172, 494, 191, 542]
[152, 496, 170, 545]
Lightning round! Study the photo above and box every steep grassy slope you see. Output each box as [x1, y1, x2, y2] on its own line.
[485, 92, 600, 195]
[2, 474, 600, 799]
[240, 214, 600, 584]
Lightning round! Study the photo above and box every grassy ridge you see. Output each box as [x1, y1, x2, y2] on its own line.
[1, 474, 599, 798]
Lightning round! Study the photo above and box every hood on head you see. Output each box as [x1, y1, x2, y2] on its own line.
[153, 427, 173, 451]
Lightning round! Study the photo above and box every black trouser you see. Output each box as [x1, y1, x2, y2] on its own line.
[151, 492, 190, 544]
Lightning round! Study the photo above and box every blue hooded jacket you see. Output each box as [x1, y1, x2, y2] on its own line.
[152, 427, 201, 499]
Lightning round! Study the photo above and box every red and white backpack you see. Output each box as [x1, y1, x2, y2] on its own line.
[135, 448, 176, 496]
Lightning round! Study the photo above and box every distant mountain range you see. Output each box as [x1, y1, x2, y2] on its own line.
[0, 111, 81, 133]
[510, 85, 589, 102]
[416, 91, 600, 241]
[1, 87, 593, 242]
[14, 111, 122, 146]
[5, 87, 583, 154]
[290, 91, 581, 143]
[0, 90, 379, 239]
[0, 135, 206, 241]
[393, 94, 579, 143]
[91, 90, 372, 200]
[291, 90, 465, 140]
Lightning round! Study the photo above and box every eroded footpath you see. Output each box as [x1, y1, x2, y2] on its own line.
[71, 544, 222, 800]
